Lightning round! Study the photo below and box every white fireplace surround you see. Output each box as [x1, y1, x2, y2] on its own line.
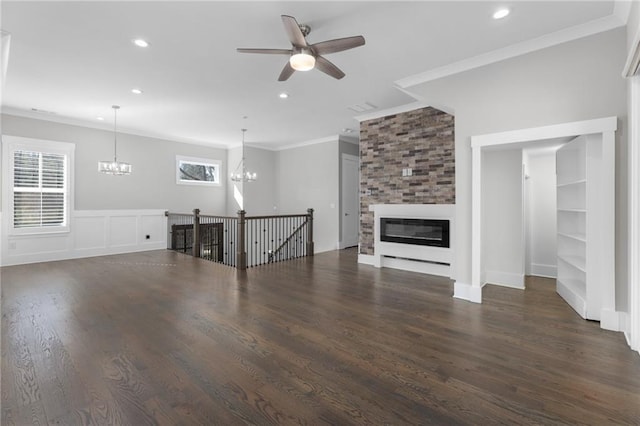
[359, 204, 455, 277]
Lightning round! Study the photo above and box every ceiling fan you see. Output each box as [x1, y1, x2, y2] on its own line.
[237, 15, 365, 81]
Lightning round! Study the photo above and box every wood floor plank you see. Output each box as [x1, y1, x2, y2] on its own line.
[2, 249, 640, 425]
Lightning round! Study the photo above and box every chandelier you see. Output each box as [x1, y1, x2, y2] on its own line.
[230, 128, 257, 182]
[98, 105, 132, 175]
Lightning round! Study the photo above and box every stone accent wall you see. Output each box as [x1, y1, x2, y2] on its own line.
[359, 107, 455, 255]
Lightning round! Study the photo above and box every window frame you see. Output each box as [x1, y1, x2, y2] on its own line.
[2, 136, 75, 235]
[175, 155, 221, 187]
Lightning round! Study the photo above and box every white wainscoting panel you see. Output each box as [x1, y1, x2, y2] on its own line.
[75, 215, 107, 250]
[1, 209, 167, 266]
[109, 215, 138, 248]
[141, 214, 165, 244]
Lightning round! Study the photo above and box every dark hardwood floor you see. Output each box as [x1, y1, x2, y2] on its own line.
[2, 249, 639, 425]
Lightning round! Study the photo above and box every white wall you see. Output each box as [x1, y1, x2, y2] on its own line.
[243, 146, 277, 216]
[1, 114, 228, 214]
[408, 28, 628, 310]
[1, 113, 345, 263]
[629, 1, 639, 50]
[481, 148, 523, 288]
[226, 146, 243, 215]
[276, 139, 340, 253]
[524, 149, 557, 278]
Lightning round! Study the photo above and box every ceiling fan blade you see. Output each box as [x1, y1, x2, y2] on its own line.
[312, 36, 365, 56]
[237, 48, 292, 55]
[281, 15, 307, 48]
[278, 62, 295, 81]
[315, 56, 345, 80]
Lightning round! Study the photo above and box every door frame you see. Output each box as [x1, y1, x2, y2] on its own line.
[629, 76, 640, 352]
[464, 117, 617, 307]
[339, 153, 360, 249]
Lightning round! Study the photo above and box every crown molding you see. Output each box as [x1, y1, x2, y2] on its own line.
[274, 135, 338, 151]
[1, 107, 229, 149]
[396, 13, 626, 89]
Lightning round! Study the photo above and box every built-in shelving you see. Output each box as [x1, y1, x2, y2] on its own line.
[555, 134, 613, 322]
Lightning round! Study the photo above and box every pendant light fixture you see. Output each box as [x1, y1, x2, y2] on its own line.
[230, 128, 257, 182]
[98, 105, 132, 175]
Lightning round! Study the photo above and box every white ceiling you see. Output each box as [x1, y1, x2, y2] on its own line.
[0, 1, 621, 149]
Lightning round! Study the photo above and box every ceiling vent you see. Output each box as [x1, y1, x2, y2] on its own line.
[347, 102, 377, 113]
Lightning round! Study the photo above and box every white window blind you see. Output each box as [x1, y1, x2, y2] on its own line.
[13, 150, 67, 228]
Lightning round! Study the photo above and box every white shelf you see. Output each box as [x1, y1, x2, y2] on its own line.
[557, 179, 587, 188]
[558, 232, 586, 243]
[558, 254, 586, 273]
[557, 208, 586, 213]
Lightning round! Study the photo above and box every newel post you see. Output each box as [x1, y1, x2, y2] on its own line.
[306, 208, 314, 256]
[192, 208, 201, 258]
[237, 210, 247, 270]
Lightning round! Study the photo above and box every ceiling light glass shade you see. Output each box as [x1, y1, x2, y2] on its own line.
[230, 170, 257, 182]
[133, 39, 149, 48]
[290, 52, 315, 71]
[98, 160, 132, 175]
[99, 105, 132, 175]
[493, 8, 510, 19]
[230, 128, 257, 182]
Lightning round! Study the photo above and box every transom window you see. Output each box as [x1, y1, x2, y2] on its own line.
[176, 155, 221, 186]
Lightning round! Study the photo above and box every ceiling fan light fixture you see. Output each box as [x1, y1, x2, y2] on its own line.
[290, 52, 315, 71]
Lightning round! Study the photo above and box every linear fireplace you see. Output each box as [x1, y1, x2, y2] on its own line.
[380, 218, 450, 248]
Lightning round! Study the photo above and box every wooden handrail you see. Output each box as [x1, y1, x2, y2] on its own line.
[167, 208, 314, 268]
[245, 214, 308, 220]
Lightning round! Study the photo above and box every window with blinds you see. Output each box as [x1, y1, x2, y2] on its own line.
[13, 150, 67, 228]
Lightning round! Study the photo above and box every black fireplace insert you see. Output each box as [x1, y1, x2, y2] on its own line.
[380, 218, 450, 248]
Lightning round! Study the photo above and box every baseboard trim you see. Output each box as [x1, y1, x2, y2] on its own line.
[601, 309, 626, 332]
[484, 270, 525, 289]
[530, 263, 557, 278]
[453, 281, 482, 303]
[358, 254, 375, 266]
[556, 279, 587, 318]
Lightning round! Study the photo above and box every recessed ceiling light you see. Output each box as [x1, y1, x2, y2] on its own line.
[131, 88, 143, 94]
[96, 116, 104, 121]
[133, 38, 149, 48]
[279, 92, 289, 99]
[493, 8, 510, 20]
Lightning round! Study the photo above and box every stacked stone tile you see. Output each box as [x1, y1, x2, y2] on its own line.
[359, 107, 455, 255]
